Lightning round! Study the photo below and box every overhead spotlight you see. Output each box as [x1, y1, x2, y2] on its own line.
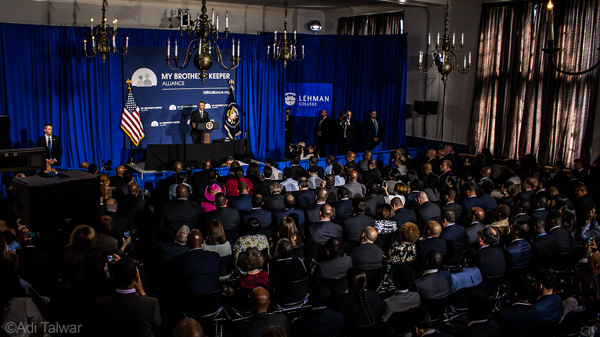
[307, 20, 322, 32]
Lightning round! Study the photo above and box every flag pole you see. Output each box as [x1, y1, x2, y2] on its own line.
[126, 79, 134, 164]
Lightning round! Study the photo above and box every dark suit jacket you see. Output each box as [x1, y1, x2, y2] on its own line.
[440, 224, 467, 249]
[394, 208, 417, 227]
[333, 199, 353, 220]
[338, 119, 355, 144]
[531, 208, 548, 220]
[362, 169, 382, 186]
[365, 118, 383, 150]
[94, 292, 161, 337]
[171, 248, 221, 294]
[159, 242, 189, 261]
[256, 179, 275, 198]
[417, 237, 447, 259]
[315, 116, 336, 140]
[307, 203, 328, 224]
[342, 214, 374, 242]
[273, 208, 306, 229]
[547, 226, 575, 254]
[414, 270, 452, 300]
[465, 222, 485, 246]
[231, 194, 253, 212]
[479, 246, 506, 278]
[309, 220, 343, 245]
[442, 202, 463, 222]
[479, 194, 498, 212]
[504, 239, 532, 269]
[263, 194, 285, 211]
[190, 109, 210, 134]
[162, 199, 202, 238]
[233, 312, 290, 337]
[296, 189, 316, 209]
[36, 134, 63, 164]
[492, 304, 542, 337]
[291, 165, 309, 181]
[350, 243, 383, 271]
[462, 196, 484, 215]
[206, 207, 240, 230]
[291, 307, 345, 337]
[105, 211, 132, 234]
[516, 190, 535, 203]
[417, 201, 441, 231]
[532, 234, 554, 269]
[365, 194, 385, 216]
[118, 194, 146, 228]
[242, 208, 273, 228]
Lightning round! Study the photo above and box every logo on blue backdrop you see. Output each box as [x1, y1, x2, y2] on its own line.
[285, 93, 297, 106]
[131, 68, 158, 87]
[285, 83, 333, 117]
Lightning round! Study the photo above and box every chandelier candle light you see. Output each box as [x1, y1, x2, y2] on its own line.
[542, 0, 600, 75]
[84, 0, 128, 62]
[418, 0, 470, 143]
[166, 0, 240, 84]
[267, 0, 304, 67]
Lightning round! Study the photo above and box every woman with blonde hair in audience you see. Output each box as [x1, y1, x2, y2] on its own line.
[99, 173, 115, 205]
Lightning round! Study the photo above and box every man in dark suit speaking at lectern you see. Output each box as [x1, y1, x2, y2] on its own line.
[190, 101, 210, 144]
[36, 123, 63, 166]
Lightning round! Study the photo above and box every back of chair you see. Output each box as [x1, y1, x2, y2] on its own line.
[220, 254, 233, 276]
[347, 321, 379, 337]
[225, 228, 239, 245]
[421, 297, 448, 321]
[481, 276, 503, 298]
[321, 277, 347, 296]
[364, 268, 383, 290]
[273, 277, 309, 307]
[449, 284, 482, 311]
[181, 289, 222, 319]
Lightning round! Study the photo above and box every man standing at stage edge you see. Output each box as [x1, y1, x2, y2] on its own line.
[37, 123, 63, 166]
[338, 110, 354, 155]
[190, 101, 210, 144]
[366, 110, 384, 152]
[315, 109, 335, 156]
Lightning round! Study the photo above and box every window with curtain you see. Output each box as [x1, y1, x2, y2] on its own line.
[469, 0, 600, 165]
[337, 11, 404, 35]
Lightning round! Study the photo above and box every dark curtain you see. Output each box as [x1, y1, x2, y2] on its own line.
[470, 1, 600, 165]
[286, 34, 408, 152]
[0, 23, 407, 166]
[337, 11, 404, 35]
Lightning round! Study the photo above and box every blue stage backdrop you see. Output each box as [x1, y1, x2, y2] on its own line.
[0, 23, 407, 167]
[123, 47, 235, 146]
[285, 83, 333, 117]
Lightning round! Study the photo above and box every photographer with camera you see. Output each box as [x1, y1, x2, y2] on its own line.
[338, 110, 354, 155]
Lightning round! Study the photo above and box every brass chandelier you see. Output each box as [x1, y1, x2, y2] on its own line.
[417, 0, 471, 143]
[266, 0, 304, 67]
[165, 0, 240, 84]
[83, 0, 128, 62]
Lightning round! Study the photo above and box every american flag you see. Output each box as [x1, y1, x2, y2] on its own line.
[120, 90, 145, 146]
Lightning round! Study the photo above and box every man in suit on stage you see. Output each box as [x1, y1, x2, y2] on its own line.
[338, 110, 354, 155]
[315, 109, 336, 155]
[190, 101, 210, 144]
[37, 123, 62, 166]
[366, 110, 384, 152]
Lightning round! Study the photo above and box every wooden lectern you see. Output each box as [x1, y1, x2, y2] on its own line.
[195, 121, 220, 144]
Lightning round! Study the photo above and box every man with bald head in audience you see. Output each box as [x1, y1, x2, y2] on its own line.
[416, 191, 441, 232]
[421, 162, 439, 191]
[417, 221, 447, 262]
[171, 229, 220, 295]
[110, 165, 128, 194]
[162, 184, 202, 241]
[477, 226, 506, 278]
[233, 287, 290, 337]
[350, 226, 383, 271]
[343, 170, 366, 198]
[465, 207, 486, 246]
[118, 182, 146, 229]
[173, 318, 204, 337]
[309, 204, 342, 246]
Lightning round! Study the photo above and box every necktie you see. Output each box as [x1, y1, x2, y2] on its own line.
[319, 117, 325, 130]
[47, 137, 52, 157]
[373, 119, 378, 135]
[344, 122, 347, 138]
